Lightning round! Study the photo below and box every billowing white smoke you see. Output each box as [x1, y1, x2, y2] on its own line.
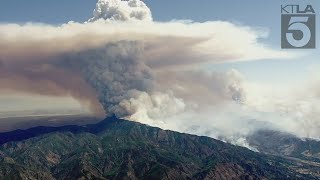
[88, 0, 152, 22]
[120, 91, 186, 122]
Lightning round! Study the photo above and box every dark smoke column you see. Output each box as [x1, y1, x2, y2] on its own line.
[63, 42, 154, 118]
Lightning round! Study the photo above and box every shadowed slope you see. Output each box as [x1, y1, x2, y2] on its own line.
[0, 117, 319, 179]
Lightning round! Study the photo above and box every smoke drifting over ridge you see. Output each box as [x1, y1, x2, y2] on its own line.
[1, 0, 319, 147]
[0, 61, 105, 116]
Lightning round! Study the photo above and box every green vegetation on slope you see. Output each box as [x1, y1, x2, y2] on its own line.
[0, 118, 318, 179]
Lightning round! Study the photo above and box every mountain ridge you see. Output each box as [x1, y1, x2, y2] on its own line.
[0, 117, 319, 179]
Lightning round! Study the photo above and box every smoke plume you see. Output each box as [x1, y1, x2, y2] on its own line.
[2, 0, 319, 149]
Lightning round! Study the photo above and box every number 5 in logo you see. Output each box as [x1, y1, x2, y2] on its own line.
[281, 15, 315, 49]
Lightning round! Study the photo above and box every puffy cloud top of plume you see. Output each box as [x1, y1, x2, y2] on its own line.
[88, 0, 152, 22]
[1, 0, 318, 149]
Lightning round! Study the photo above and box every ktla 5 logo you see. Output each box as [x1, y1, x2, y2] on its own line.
[281, 5, 316, 49]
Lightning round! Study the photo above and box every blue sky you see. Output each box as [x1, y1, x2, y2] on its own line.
[0, 0, 319, 85]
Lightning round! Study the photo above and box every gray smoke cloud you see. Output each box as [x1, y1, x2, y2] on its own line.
[61, 41, 154, 117]
[155, 69, 246, 107]
[0, 0, 288, 120]
[0, 57, 105, 117]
